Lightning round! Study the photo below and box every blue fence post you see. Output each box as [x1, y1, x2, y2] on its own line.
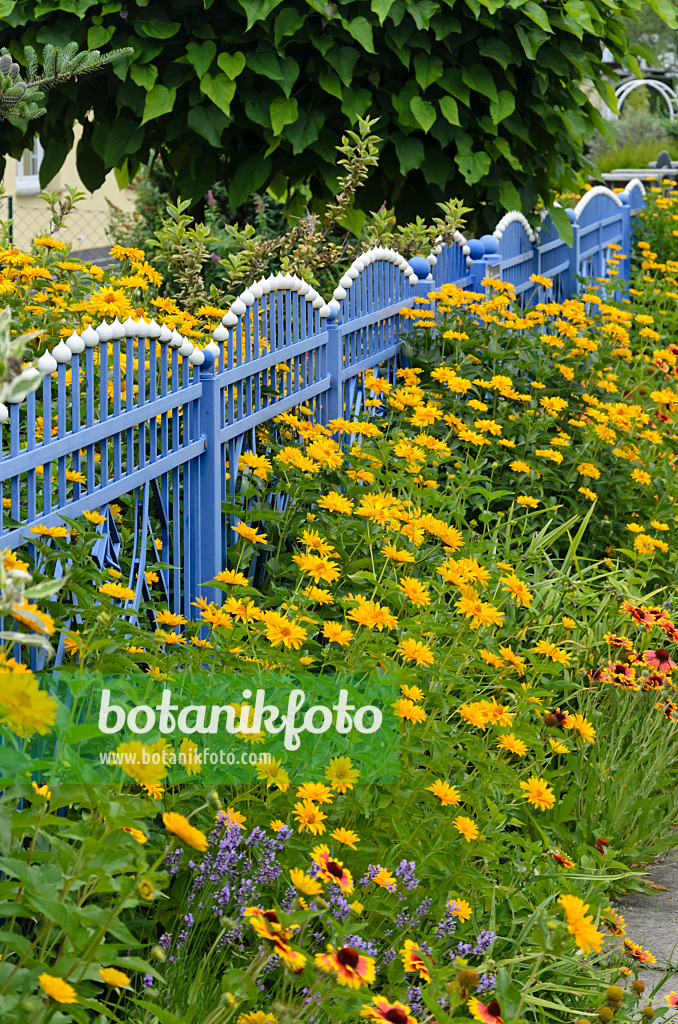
[325, 310, 343, 424]
[619, 193, 632, 287]
[193, 349, 223, 611]
[564, 209, 579, 298]
[467, 238, 500, 292]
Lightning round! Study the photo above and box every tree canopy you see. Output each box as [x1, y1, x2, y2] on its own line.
[0, 0, 675, 225]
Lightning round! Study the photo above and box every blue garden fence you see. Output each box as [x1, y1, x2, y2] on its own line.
[0, 179, 647, 642]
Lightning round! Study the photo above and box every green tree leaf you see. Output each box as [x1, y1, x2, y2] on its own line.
[138, 18, 180, 39]
[549, 205, 574, 247]
[237, 0, 285, 30]
[129, 63, 158, 90]
[462, 64, 498, 101]
[200, 72, 236, 116]
[185, 40, 217, 79]
[414, 52, 443, 91]
[439, 95, 460, 126]
[371, 0, 397, 23]
[217, 51, 246, 79]
[103, 117, 144, 164]
[410, 95, 437, 132]
[489, 90, 515, 124]
[522, 1, 553, 33]
[228, 153, 272, 206]
[394, 133, 424, 174]
[269, 95, 298, 135]
[140, 83, 176, 124]
[287, 109, 325, 153]
[341, 16, 376, 53]
[187, 104, 229, 147]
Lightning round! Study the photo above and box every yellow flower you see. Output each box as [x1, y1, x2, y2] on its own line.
[290, 868, 323, 895]
[31, 780, 51, 800]
[114, 740, 168, 789]
[293, 799, 327, 835]
[296, 781, 333, 804]
[232, 521, 267, 544]
[516, 495, 540, 508]
[98, 581, 136, 601]
[256, 757, 290, 792]
[519, 776, 555, 810]
[331, 827, 361, 849]
[497, 733, 527, 756]
[325, 756, 360, 793]
[179, 738, 203, 775]
[39, 974, 78, 1003]
[122, 826, 147, 844]
[99, 967, 131, 987]
[393, 699, 426, 724]
[10, 601, 54, 635]
[559, 894, 603, 954]
[427, 779, 461, 806]
[0, 665, 58, 737]
[396, 637, 435, 665]
[162, 811, 209, 852]
[447, 897, 473, 921]
[453, 815, 479, 842]
[631, 468, 652, 485]
[137, 879, 155, 900]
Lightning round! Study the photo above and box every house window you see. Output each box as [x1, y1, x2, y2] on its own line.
[16, 138, 43, 194]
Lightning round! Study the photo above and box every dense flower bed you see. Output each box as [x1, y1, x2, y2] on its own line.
[2, 188, 678, 1024]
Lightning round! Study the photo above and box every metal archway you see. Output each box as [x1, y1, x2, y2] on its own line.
[614, 78, 678, 120]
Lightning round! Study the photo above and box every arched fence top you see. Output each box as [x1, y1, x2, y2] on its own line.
[573, 185, 623, 222]
[624, 177, 646, 197]
[492, 210, 538, 244]
[615, 78, 678, 120]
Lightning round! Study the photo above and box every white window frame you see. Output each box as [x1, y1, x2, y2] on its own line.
[16, 138, 44, 195]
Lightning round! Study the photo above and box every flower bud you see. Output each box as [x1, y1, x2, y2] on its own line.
[598, 1008, 614, 1023]
[458, 968, 480, 988]
[642, 1008, 654, 1020]
[606, 985, 623, 1006]
[632, 981, 645, 994]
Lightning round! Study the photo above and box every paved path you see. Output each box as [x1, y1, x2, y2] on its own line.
[615, 849, 678, 1007]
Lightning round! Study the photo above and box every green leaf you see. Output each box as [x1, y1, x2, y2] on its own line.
[549, 205, 574, 247]
[408, 0, 438, 29]
[462, 63, 498, 102]
[394, 133, 424, 174]
[455, 136, 491, 185]
[477, 37, 513, 68]
[130, 63, 158, 90]
[439, 95, 460, 126]
[187, 104, 229, 146]
[87, 24, 115, 48]
[319, 70, 343, 99]
[269, 95, 298, 135]
[497, 180, 522, 210]
[371, 0, 397, 23]
[341, 16, 376, 53]
[217, 50, 246, 79]
[103, 118, 144, 164]
[522, 0, 552, 33]
[228, 154, 272, 207]
[185, 40, 217, 79]
[200, 72, 236, 116]
[489, 90, 515, 124]
[138, 18, 180, 38]
[515, 24, 548, 60]
[140, 83, 176, 124]
[274, 7, 305, 44]
[326, 45, 359, 86]
[413, 52, 443, 91]
[238, 0, 285, 29]
[341, 87, 371, 122]
[286, 109, 325, 153]
[409, 95, 437, 132]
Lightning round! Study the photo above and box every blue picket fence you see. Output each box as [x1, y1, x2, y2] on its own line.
[0, 179, 647, 644]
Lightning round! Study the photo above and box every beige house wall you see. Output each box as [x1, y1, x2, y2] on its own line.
[2, 122, 136, 254]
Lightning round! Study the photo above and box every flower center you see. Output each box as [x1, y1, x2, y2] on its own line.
[336, 947, 360, 968]
[327, 860, 344, 879]
[488, 1000, 502, 1018]
[656, 648, 670, 660]
[384, 1009, 408, 1024]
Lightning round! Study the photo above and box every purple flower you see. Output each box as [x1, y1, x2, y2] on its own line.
[396, 859, 419, 890]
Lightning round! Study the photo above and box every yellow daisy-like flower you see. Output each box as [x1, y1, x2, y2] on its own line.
[290, 868, 323, 896]
[497, 733, 527, 756]
[325, 756, 360, 793]
[519, 776, 555, 811]
[99, 967, 131, 987]
[162, 811, 209, 852]
[331, 827, 361, 849]
[453, 815, 479, 842]
[38, 974, 78, 1003]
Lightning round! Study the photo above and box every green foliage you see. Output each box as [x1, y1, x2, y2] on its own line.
[0, 42, 132, 124]
[0, 0, 675, 225]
